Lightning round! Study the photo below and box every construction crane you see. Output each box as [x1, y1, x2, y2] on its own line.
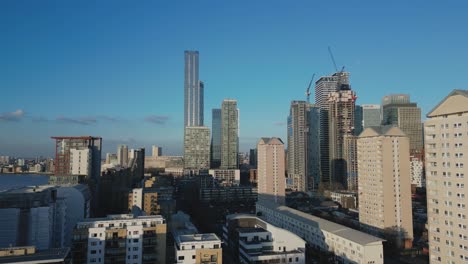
[328, 46, 338, 72]
[305, 73, 315, 103]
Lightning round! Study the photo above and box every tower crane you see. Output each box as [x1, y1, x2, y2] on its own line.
[305, 73, 315, 103]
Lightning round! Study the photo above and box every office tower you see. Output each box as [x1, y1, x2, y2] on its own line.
[381, 94, 423, 155]
[152, 145, 162, 157]
[220, 99, 239, 169]
[308, 104, 321, 190]
[184, 127, 210, 170]
[117, 144, 129, 167]
[287, 101, 310, 192]
[343, 135, 358, 191]
[328, 86, 356, 189]
[50, 136, 102, 184]
[362, 104, 381, 129]
[249, 148, 257, 168]
[358, 126, 413, 248]
[315, 72, 349, 187]
[211, 109, 222, 168]
[354, 105, 363, 136]
[72, 214, 167, 264]
[184, 50, 203, 127]
[424, 90, 468, 263]
[257, 137, 285, 204]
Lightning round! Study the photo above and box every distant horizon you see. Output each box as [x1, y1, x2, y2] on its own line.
[1, 1, 467, 157]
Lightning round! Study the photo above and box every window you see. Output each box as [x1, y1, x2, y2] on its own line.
[192, 255, 196, 259]
[178, 256, 184, 260]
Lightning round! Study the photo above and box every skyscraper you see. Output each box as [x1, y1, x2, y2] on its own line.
[315, 72, 349, 187]
[184, 50, 203, 127]
[354, 105, 363, 136]
[381, 94, 423, 155]
[287, 101, 310, 192]
[362, 104, 381, 129]
[211, 108, 222, 168]
[220, 99, 239, 169]
[424, 90, 468, 263]
[257, 137, 285, 204]
[358, 126, 413, 248]
[328, 86, 356, 190]
[184, 127, 211, 170]
[308, 104, 321, 190]
[117, 144, 128, 167]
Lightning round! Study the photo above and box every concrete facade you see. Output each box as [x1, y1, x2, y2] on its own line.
[257, 137, 285, 204]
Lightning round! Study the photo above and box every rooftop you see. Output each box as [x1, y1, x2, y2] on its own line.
[177, 233, 221, 243]
[0, 248, 70, 264]
[257, 200, 385, 246]
[1, 185, 54, 194]
[237, 227, 268, 234]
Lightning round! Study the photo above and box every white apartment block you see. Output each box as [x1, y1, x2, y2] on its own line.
[424, 90, 468, 264]
[174, 233, 222, 264]
[223, 214, 305, 264]
[70, 148, 91, 176]
[73, 214, 166, 264]
[208, 169, 240, 186]
[411, 157, 425, 188]
[129, 188, 143, 210]
[256, 200, 384, 264]
[357, 126, 413, 248]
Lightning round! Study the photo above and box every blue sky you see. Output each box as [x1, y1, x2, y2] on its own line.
[1, 0, 467, 157]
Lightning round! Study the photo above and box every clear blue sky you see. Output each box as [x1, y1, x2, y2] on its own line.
[1, 0, 467, 157]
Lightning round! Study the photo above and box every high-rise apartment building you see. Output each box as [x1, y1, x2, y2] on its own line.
[184, 50, 203, 127]
[50, 136, 102, 184]
[287, 101, 310, 192]
[343, 135, 358, 191]
[220, 99, 239, 169]
[328, 87, 356, 189]
[358, 126, 413, 248]
[382, 94, 423, 155]
[362, 104, 381, 129]
[117, 144, 129, 167]
[184, 126, 210, 170]
[211, 108, 222, 168]
[72, 214, 167, 264]
[315, 72, 349, 186]
[152, 146, 162, 157]
[257, 137, 285, 204]
[424, 90, 468, 263]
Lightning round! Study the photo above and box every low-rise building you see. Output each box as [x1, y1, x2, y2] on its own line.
[175, 234, 222, 264]
[0, 246, 71, 264]
[223, 214, 305, 264]
[256, 200, 385, 264]
[208, 169, 240, 186]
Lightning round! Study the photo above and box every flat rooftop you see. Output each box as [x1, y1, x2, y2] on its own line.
[0, 248, 69, 264]
[237, 227, 267, 234]
[178, 233, 220, 243]
[257, 200, 385, 245]
[1, 185, 54, 194]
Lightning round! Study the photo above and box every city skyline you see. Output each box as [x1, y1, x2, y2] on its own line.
[1, 1, 468, 157]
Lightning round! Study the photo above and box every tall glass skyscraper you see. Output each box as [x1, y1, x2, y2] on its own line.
[211, 108, 222, 168]
[184, 50, 204, 127]
[220, 99, 238, 169]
